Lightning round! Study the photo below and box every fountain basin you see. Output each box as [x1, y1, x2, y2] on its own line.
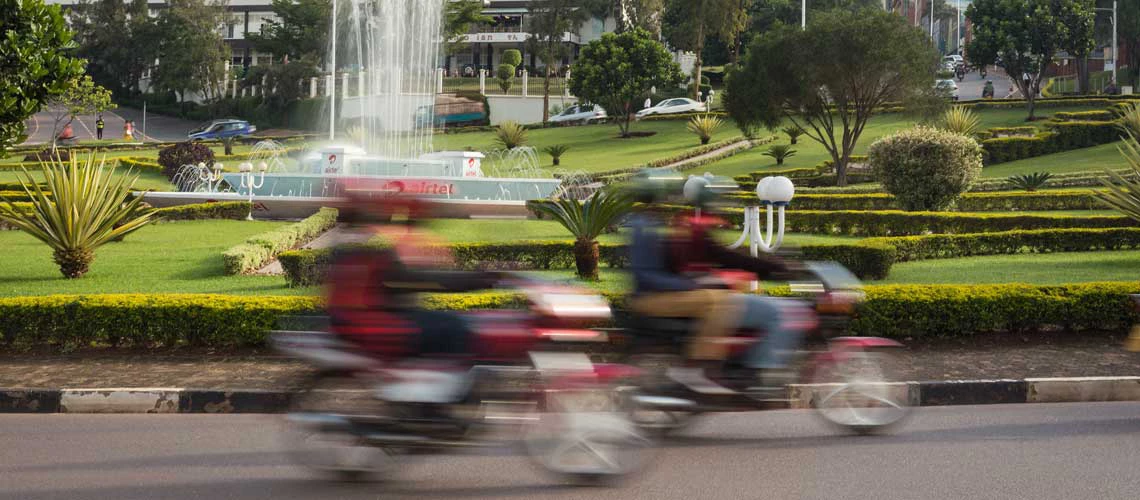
[137, 191, 538, 219]
[218, 173, 561, 202]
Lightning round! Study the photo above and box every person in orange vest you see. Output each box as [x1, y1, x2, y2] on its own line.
[123, 120, 134, 141]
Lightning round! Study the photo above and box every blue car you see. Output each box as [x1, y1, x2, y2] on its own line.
[188, 119, 256, 141]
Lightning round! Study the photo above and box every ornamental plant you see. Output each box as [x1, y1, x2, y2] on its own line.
[543, 144, 569, 166]
[530, 189, 634, 280]
[868, 125, 983, 211]
[762, 144, 797, 165]
[941, 106, 981, 136]
[1005, 172, 1054, 192]
[687, 114, 723, 145]
[157, 141, 215, 179]
[1095, 133, 1140, 223]
[782, 126, 804, 144]
[494, 121, 528, 149]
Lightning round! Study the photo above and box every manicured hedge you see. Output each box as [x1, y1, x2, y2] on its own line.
[153, 201, 251, 221]
[724, 190, 1103, 211]
[981, 119, 1124, 165]
[639, 112, 729, 122]
[739, 156, 875, 190]
[1053, 110, 1117, 121]
[116, 157, 165, 173]
[222, 207, 338, 275]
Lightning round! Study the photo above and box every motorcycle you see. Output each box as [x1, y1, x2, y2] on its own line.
[271, 277, 651, 483]
[617, 261, 913, 436]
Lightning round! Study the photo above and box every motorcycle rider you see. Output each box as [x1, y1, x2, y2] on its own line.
[325, 194, 500, 362]
[982, 80, 995, 99]
[627, 172, 810, 392]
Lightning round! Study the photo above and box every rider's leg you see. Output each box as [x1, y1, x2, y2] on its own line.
[406, 309, 472, 357]
[630, 289, 741, 362]
[738, 296, 811, 371]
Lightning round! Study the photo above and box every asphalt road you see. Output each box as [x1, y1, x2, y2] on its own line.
[1, 403, 1138, 499]
[21, 106, 200, 145]
[956, 67, 1017, 101]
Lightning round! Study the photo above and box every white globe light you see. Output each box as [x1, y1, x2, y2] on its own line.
[197, 162, 206, 169]
[238, 162, 252, 173]
[258, 161, 269, 172]
[703, 172, 715, 179]
[755, 176, 774, 202]
[214, 162, 224, 171]
[768, 176, 795, 204]
[683, 175, 710, 203]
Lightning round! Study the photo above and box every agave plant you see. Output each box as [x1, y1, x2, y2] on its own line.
[530, 189, 634, 280]
[941, 106, 981, 136]
[782, 126, 804, 144]
[1005, 172, 1054, 192]
[1117, 103, 1140, 139]
[0, 156, 155, 278]
[762, 144, 797, 165]
[543, 144, 570, 166]
[494, 121, 528, 149]
[687, 114, 723, 145]
[1094, 133, 1140, 222]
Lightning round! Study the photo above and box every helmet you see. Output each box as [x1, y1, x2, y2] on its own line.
[682, 173, 738, 207]
[629, 168, 683, 204]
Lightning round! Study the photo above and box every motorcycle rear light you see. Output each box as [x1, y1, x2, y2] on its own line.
[537, 329, 609, 342]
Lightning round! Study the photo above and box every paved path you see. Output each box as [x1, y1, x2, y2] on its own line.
[661, 139, 756, 172]
[0, 403, 1137, 499]
[21, 106, 201, 145]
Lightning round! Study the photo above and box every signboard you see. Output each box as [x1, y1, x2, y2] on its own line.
[462, 32, 579, 44]
[325, 153, 339, 174]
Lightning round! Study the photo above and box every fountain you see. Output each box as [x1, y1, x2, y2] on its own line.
[142, 0, 560, 219]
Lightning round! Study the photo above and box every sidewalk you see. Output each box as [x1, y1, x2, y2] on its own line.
[0, 333, 1136, 390]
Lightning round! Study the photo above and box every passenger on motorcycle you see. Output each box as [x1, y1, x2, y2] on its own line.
[325, 194, 500, 362]
[627, 172, 812, 391]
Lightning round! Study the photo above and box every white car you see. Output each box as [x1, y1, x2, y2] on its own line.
[635, 98, 707, 119]
[935, 79, 960, 100]
[943, 55, 964, 66]
[549, 104, 608, 125]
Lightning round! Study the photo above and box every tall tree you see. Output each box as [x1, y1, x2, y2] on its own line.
[444, 0, 492, 55]
[247, 0, 330, 63]
[616, 0, 665, 36]
[569, 28, 683, 137]
[46, 75, 116, 151]
[528, 0, 594, 122]
[0, 0, 86, 152]
[662, 0, 748, 100]
[152, 0, 231, 107]
[967, 0, 1094, 120]
[724, 8, 937, 186]
[69, 0, 158, 95]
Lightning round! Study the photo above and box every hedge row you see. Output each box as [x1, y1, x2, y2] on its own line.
[982, 119, 1122, 165]
[153, 201, 251, 221]
[738, 156, 876, 190]
[582, 136, 751, 183]
[638, 112, 729, 122]
[1, 282, 1136, 347]
[222, 207, 338, 275]
[278, 239, 631, 288]
[1053, 110, 1117, 122]
[116, 157, 164, 173]
[724, 190, 1104, 212]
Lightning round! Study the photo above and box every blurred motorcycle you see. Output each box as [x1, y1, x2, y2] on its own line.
[1126, 295, 1140, 352]
[617, 261, 913, 436]
[272, 276, 650, 483]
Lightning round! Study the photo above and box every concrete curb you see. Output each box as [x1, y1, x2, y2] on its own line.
[1, 377, 1138, 414]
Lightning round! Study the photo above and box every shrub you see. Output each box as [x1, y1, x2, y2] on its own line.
[686, 114, 723, 145]
[941, 106, 981, 136]
[869, 126, 983, 211]
[527, 190, 634, 279]
[762, 144, 797, 165]
[1094, 134, 1140, 223]
[543, 144, 569, 166]
[116, 157, 165, 174]
[981, 133, 1058, 164]
[221, 207, 338, 275]
[157, 142, 215, 179]
[1044, 120, 1122, 151]
[496, 63, 515, 93]
[494, 121, 527, 149]
[1054, 110, 1117, 122]
[153, 201, 250, 221]
[782, 126, 804, 144]
[501, 49, 522, 68]
[1116, 103, 1140, 138]
[723, 189, 1100, 211]
[1005, 172, 1054, 192]
[23, 150, 70, 162]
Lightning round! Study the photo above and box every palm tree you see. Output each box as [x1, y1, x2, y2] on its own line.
[532, 189, 633, 280]
[0, 156, 156, 278]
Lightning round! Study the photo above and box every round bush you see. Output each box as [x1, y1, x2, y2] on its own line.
[157, 142, 215, 179]
[869, 126, 983, 211]
[501, 49, 522, 69]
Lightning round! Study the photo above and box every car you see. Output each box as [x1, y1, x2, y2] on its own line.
[943, 55, 964, 65]
[188, 119, 256, 141]
[549, 104, 608, 125]
[635, 97, 707, 119]
[934, 79, 960, 100]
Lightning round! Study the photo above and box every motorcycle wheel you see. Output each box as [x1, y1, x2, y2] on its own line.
[808, 349, 912, 435]
[624, 354, 700, 436]
[282, 372, 396, 482]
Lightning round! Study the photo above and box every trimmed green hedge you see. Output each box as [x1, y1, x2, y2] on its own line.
[724, 190, 1103, 211]
[153, 201, 251, 221]
[222, 207, 338, 275]
[116, 157, 165, 173]
[1053, 110, 1117, 121]
[981, 118, 1124, 165]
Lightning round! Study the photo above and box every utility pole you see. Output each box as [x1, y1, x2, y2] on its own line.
[930, 0, 935, 43]
[329, 0, 337, 140]
[956, 0, 961, 55]
[1113, 0, 1118, 85]
[801, 0, 805, 29]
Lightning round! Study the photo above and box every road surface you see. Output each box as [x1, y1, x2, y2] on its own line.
[1, 402, 1138, 499]
[21, 106, 201, 145]
[956, 66, 1018, 101]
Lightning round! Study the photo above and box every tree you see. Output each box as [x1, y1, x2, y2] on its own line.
[46, 75, 116, 151]
[966, 0, 1094, 120]
[724, 9, 937, 186]
[532, 189, 633, 280]
[569, 29, 683, 137]
[869, 126, 983, 211]
[662, 0, 748, 100]
[0, 0, 86, 152]
[498, 49, 522, 93]
[444, 0, 492, 55]
[247, 0, 330, 63]
[69, 0, 158, 95]
[152, 0, 231, 107]
[615, 0, 665, 36]
[528, 0, 595, 122]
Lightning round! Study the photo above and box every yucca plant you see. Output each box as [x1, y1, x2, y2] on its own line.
[531, 189, 634, 280]
[687, 114, 723, 145]
[1005, 172, 1054, 192]
[1095, 133, 1140, 222]
[0, 156, 155, 278]
[941, 106, 981, 136]
[494, 121, 528, 149]
[782, 126, 804, 144]
[1117, 103, 1140, 139]
[543, 144, 570, 166]
[762, 144, 797, 165]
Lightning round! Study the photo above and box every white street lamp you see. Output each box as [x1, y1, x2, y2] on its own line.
[239, 161, 267, 220]
[729, 176, 795, 256]
[195, 162, 224, 193]
[1095, 1, 1119, 87]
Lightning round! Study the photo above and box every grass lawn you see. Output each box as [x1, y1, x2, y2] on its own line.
[878, 250, 1140, 285]
[426, 219, 860, 246]
[432, 120, 740, 176]
[702, 106, 1110, 178]
[981, 142, 1130, 178]
[1, 143, 268, 165]
[0, 220, 316, 296]
[0, 169, 174, 191]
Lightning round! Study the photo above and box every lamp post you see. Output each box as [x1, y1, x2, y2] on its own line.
[1095, 2, 1119, 86]
[729, 176, 796, 256]
[329, 0, 337, 140]
[801, 0, 805, 29]
[239, 161, 267, 221]
[196, 162, 225, 193]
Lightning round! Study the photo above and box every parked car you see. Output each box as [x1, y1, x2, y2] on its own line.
[635, 97, 707, 119]
[188, 119, 256, 141]
[943, 55, 964, 66]
[549, 104, 608, 125]
[935, 79, 960, 101]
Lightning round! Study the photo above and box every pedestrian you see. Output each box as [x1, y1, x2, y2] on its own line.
[96, 115, 104, 140]
[123, 120, 134, 141]
[644, 97, 652, 110]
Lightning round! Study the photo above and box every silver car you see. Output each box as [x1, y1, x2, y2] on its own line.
[635, 98, 708, 119]
[549, 104, 608, 125]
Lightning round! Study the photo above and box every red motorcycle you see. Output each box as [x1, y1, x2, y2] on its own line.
[271, 277, 651, 483]
[618, 262, 913, 436]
